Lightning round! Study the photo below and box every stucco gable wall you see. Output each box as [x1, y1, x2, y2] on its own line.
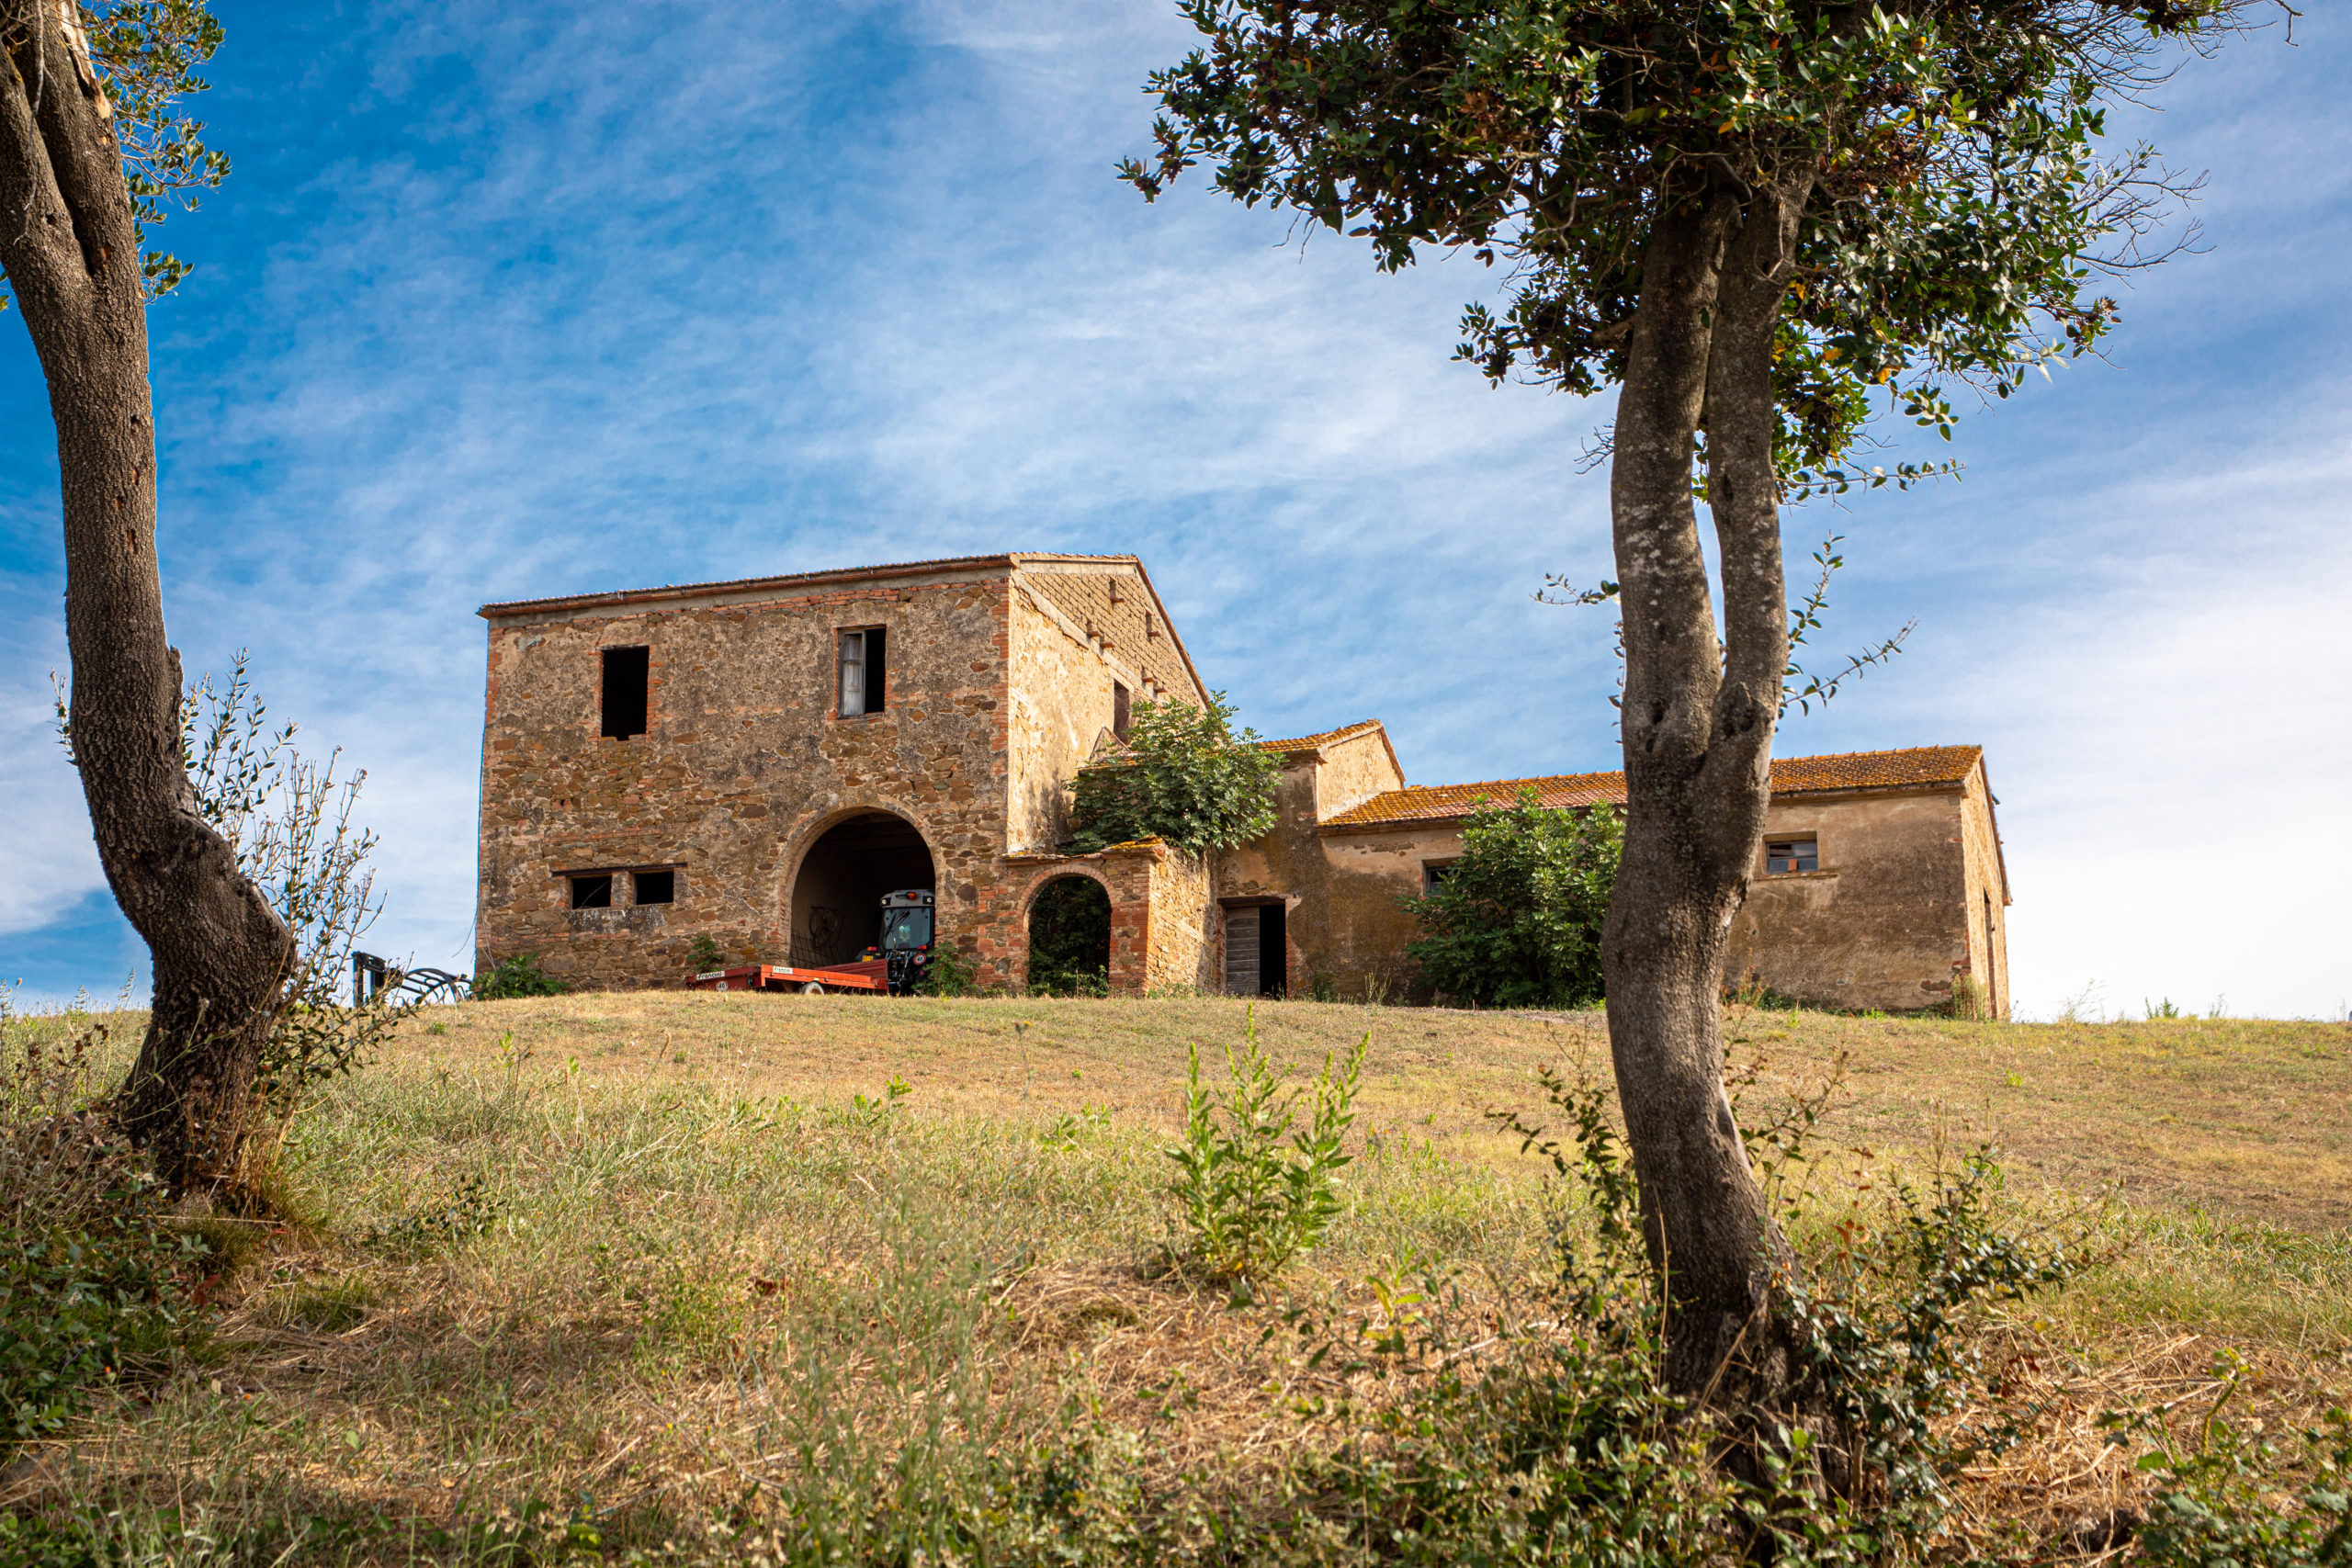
[1726, 788, 1972, 1012]
[1005, 588, 1114, 853]
[1954, 761, 2012, 1018]
[1310, 728, 1407, 821]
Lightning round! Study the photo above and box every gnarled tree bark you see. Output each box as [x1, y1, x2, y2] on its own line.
[1, 3, 289, 1198]
[1603, 166, 1817, 1398]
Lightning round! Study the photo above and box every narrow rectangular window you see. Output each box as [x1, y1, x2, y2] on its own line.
[600, 647, 649, 739]
[838, 627, 887, 716]
[1423, 861, 1459, 893]
[633, 869, 675, 905]
[570, 874, 614, 909]
[1113, 682, 1132, 740]
[1765, 839, 1819, 874]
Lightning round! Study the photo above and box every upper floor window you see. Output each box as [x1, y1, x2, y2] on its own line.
[1423, 860, 1460, 892]
[838, 627, 886, 717]
[1113, 681, 1132, 740]
[570, 873, 614, 908]
[600, 647, 649, 739]
[634, 869, 675, 905]
[1765, 839, 1819, 874]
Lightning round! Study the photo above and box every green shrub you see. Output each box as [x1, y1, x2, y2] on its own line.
[1166, 1009, 1362, 1281]
[1245, 1063, 2092, 1563]
[686, 934, 727, 974]
[916, 942, 982, 998]
[471, 953, 567, 999]
[0, 1027, 198, 1459]
[2120, 1361, 2352, 1567]
[1401, 790, 1621, 1009]
[1067, 691, 1279, 856]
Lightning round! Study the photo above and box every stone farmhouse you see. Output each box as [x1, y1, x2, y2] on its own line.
[475, 552, 2012, 1017]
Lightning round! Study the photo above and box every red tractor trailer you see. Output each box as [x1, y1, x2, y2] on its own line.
[689, 889, 935, 997]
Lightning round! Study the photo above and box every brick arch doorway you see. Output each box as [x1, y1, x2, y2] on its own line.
[789, 811, 935, 966]
[1025, 874, 1112, 995]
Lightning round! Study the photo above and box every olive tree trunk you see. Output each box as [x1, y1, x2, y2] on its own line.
[1603, 169, 1815, 1398]
[1, 6, 290, 1197]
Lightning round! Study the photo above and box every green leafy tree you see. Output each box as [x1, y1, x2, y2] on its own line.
[1124, 0, 2261, 1393]
[1068, 692, 1280, 856]
[2, 3, 278, 1199]
[1404, 792, 1622, 1010]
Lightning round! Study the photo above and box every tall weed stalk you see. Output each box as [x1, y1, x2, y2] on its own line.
[1167, 1008, 1363, 1282]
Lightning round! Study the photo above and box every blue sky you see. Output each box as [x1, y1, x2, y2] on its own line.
[3, 3, 2346, 1021]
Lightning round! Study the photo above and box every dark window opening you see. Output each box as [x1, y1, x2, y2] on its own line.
[633, 869, 675, 906]
[1113, 682, 1132, 740]
[1765, 840, 1819, 875]
[600, 647, 650, 739]
[570, 874, 614, 909]
[1422, 861, 1459, 893]
[838, 627, 887, 716]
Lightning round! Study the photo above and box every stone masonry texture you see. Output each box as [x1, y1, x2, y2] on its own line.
[477, 554, 2011, 1014]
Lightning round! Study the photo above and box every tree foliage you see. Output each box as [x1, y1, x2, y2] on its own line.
[1123, 0, 2235, 480]
[0, 0, 228, 310]
[1124, 0, 2257, 1395]
[1068, 692, 1281, 857]
[1403, 791, 1623, 1009]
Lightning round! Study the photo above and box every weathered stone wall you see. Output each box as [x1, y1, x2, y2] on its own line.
[477, 567, 1013, 989]
[1022, 563, 1201, 707]
[1724, 789, 1974, 1012]
[1954, 761, 2012, 1018]
[996, 842, 1213, 995]
[1143, 846, 1219, 993]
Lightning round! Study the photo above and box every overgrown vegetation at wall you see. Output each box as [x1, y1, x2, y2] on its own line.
[471, 952, 569, 999]
[1027, 876, 1114, 995]
[1067, 692, 1279, 856]
[1401, 790, 1623, 1009]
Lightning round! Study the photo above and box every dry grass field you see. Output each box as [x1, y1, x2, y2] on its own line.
[5, 992, 2348, 1562]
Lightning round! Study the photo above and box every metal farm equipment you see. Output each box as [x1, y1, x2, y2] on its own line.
[691, 889, 936, 997]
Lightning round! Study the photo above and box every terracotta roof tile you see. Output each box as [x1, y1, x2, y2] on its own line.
[1256, 720, 1387, 753]
[479, 551, 1139, 619]
[1319, 745, 1982, 830]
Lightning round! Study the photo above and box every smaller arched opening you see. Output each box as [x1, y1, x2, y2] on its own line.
[1026, 875, 1111, 996]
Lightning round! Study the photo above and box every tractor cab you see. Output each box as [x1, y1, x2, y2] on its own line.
[864, 889, 935, 995]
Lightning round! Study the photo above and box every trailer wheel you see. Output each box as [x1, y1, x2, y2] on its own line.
[800, 981, 826, 996]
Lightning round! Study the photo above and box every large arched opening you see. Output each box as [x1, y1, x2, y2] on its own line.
[1026, 874, 1112, 995]
[789, 811, 935, 966]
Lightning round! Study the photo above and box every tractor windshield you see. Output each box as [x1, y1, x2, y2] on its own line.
[880, 907, 933, 953]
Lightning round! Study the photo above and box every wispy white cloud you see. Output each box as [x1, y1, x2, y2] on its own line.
[1, 0, 2345, 1016]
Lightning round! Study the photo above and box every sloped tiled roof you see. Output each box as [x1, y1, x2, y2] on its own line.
[1319, 745, 1983, 831]
[1256, 720, 1386, 754]
[479, 551, 1138, 619]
